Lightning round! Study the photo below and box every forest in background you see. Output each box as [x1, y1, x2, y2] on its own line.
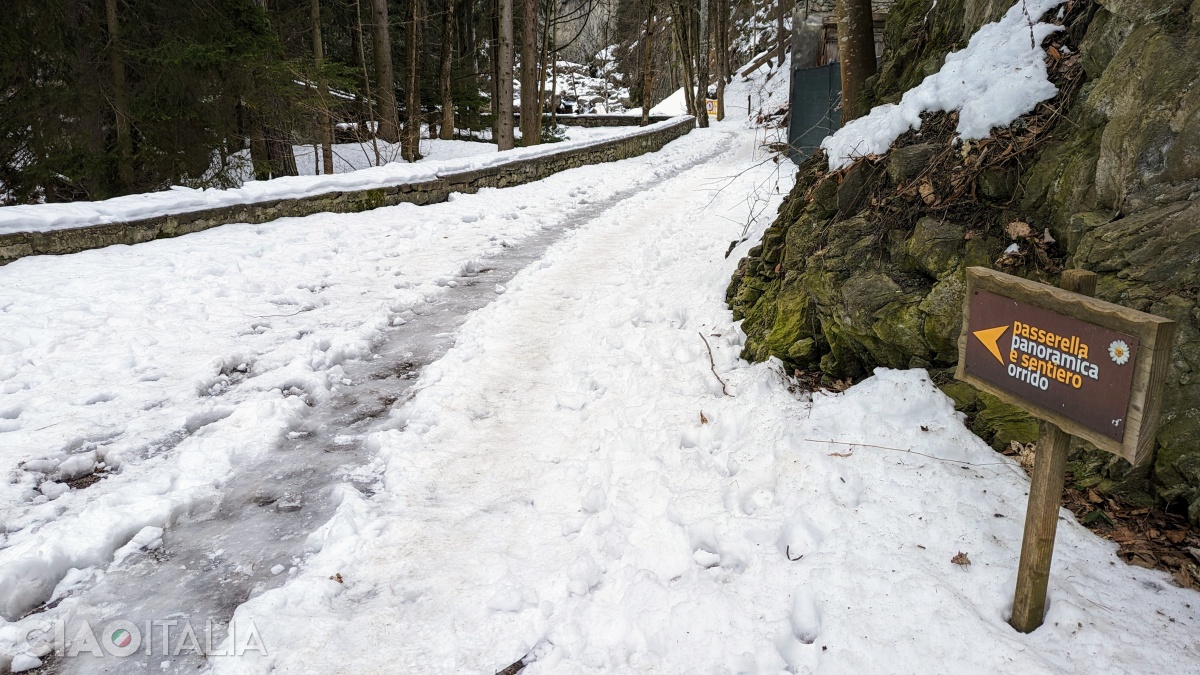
[0, 0, 790, 205]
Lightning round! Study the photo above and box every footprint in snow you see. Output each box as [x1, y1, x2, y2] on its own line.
[777, 514, 824, 562]
[828, 471, 865, 509]
[789, 586, 822, 644]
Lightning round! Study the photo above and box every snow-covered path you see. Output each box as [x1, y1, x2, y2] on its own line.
[0, 113, 736, 673]
[199, 118, 1199, 674]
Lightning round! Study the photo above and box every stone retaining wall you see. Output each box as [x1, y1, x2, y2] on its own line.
[538, 114, 675, 128]
[0, 116, 694, 265]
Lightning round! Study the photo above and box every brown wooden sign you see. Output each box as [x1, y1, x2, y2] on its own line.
[964, 289, 1139, 443]
[956, 267, 1176, 634]
[956, 267, 1175, 466]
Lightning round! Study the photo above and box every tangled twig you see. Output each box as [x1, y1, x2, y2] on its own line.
[807, 438, 1013, 467]
[699, 332, 730, 396]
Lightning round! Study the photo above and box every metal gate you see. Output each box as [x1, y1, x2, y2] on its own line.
[787, 13, 886, 163]
[787, 62, 841, 163]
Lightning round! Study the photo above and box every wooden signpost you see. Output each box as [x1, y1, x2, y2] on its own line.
[955, 267, 1176, 633]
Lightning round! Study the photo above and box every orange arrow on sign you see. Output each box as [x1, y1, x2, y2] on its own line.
[973, 324, 1010, 365]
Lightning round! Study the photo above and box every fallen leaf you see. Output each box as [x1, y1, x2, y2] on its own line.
[951, 551, 971, 567]
[829, 449, 854, 458]
[700, 411, 709, 425]
[1005, 221, 1033, 239]
[330, 573, 344, 583]
[1131, 554, 1158, 569]
[918, 179, 937, 205]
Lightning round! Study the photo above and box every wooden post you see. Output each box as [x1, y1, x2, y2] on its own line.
[1009, 269, 1096, 633]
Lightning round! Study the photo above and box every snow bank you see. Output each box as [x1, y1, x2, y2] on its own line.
[0, 119, 684, 236]
[650, 87, 692, 117]
[822, 0, 1065, 170]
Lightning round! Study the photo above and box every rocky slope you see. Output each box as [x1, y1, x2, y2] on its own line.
[728, 0, 1200, 520]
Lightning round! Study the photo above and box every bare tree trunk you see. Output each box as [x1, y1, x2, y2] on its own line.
[403, 0, 423, 160]
[311, 0, 335, 173]
[724, 0, 732, 84]
[640, 2, 656, 127]
[715, 0, 726, 120]
[518, 0, 538, 145]
[463, 0, 476, 75]
[439, 0, 456, 140]
[550, 19, 560, 127]
[836, 0, 876, 123]
[695, 0, 710, 128]
[491, 0, 500, 140]
[534, 0, 552, 141]
[496, 0, 516, 149]
[355, 0, 382, 165]
[104, 0, 134, 190]
[776, 0, 788, 65]
[264, 124, 299, 177]
[372, 0, 401, 143]
[671, 3, 696, 118]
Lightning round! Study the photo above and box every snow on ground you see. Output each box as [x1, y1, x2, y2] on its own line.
[0, 122, 668, 236]
[189, 70, 1196, 674]
[289, 137, 491, 176]
[283, 126, 637, 178]
[2, 40, 1199, 675]
[0, 119, 721, 643]
[526, 59, 630, 114]
[822, 0, 1066, 170]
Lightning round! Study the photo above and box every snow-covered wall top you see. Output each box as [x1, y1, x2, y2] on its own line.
[0, 118, 688, 236]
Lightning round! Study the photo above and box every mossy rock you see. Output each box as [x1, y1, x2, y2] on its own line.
[940, 381, 980, 411]
[905, 217, 965, 278]
[762, 285, 818, 365]
[919, 275, 967, 362]
[972, 392, 1039, 450]
[727, 0, 1200, 522]
[887, 143, 939, 184]
[1086, 22, 1200, 207]
[819, 319, 866, 379]
[872, 300, 932, 364]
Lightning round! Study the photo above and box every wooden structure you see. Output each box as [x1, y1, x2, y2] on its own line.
[956, 267, 1175, 633]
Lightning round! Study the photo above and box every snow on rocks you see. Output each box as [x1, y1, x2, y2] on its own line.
[822, 0, 1066, 170]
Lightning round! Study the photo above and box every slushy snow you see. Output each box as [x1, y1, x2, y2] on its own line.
[822, 0, 1066, 170]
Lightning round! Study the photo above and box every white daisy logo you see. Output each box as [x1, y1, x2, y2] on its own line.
[1109, 340, 1130, 365]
